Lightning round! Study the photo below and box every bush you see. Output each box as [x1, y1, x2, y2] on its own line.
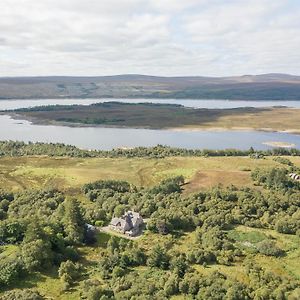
[0, 289, 44, 300]
[94, 220, 105, 227]
[80, 279, 114, 300]
[273, 157, 293, 166]
[256, 240, 284, 257]
[112, 266, 126, 278]
[147, 245, 170, 270]
[21, 239, 53, 272]
[275, 218, 298, 234]
[63, 246, 80, 262]
[58, 260, 81, 290]
[0, 259, 25, 287]
[164, 273, 179, 296]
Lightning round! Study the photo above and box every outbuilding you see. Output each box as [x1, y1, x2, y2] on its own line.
[289, 173, 300, 180]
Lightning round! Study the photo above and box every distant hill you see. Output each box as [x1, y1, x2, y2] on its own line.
[0, 73, 300, 100]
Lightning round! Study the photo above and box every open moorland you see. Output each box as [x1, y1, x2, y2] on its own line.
[6, 102, 300, 133]
[1, 155, 300, 193]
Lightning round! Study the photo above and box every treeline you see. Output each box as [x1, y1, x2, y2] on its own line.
[1, 140, 300, 158]
[11, 102, 182, 112]
[10, 104, 80, 112]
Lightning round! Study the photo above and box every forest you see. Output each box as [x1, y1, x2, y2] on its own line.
[0, 155, 300, 299]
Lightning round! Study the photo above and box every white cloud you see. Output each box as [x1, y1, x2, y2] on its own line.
[148, 0, 202, 12]
[0, 0, 299, 76]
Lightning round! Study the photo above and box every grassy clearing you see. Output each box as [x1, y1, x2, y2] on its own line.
[227, 229, 268, 244]
[232, 226, 300, 280]
[170, 225, 300, 283]
[0, 155, 288, 193]
[5, 269, 81, 300]
[194, 264, 250, 285]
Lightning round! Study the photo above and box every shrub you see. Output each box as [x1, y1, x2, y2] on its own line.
[256, 240, 284, 257]
[0, 289, 43, 300]
[58, 260, 81, 290]
[21, 239, 53, 272]
[0, 259, 25, 287]
[95, 220, 105, 227]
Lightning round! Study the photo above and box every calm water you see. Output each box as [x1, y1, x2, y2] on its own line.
[1, 115, 300, 150]
[1, 98, 300, 110]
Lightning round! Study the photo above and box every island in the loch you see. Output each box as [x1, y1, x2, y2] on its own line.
[4, 101, 300, 134]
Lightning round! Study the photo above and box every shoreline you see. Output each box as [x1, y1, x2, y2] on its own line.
[168, 126, 300, 135]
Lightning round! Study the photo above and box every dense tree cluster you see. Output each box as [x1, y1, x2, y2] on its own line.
[81, 170, 300, 237]
[76, 171, 300, 298]
[90, 233, 299, 299]
[0, 191, 90, 290]
[251, 167, 300, 191]
[0, 289, 43, 300]
[0, 164, 300, 298]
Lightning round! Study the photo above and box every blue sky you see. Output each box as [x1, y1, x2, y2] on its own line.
[0, 0, 299, 76]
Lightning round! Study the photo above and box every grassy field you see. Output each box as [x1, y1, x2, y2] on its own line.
[7, 103, 300, 133]
[0, 155, 296, 193]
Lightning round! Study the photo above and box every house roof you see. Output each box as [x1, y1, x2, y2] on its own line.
[111, 217, 121, 226]
[110, 211, 142, 231]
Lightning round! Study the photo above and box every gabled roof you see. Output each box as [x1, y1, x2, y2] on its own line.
[110, 211, 143, 231]
[111, 217, 121, 226]
[110, 217, 130, 230]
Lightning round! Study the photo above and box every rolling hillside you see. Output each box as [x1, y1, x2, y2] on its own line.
[0, 73, 300, 100]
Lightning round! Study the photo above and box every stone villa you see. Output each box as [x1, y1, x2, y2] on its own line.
[109, 211, 143, 237]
